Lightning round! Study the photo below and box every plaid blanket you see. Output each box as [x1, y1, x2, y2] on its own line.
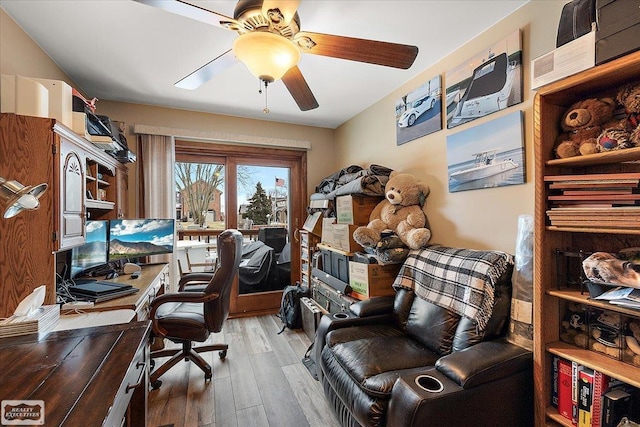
[393, 245, 514, 331]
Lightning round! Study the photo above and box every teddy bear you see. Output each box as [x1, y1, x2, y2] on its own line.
[560, 302, 588, 348]
[352, 171, 431, 250]
[623, 318, 640, 367]
[553, 97, 616, 158]
[595, 82, 640, 153]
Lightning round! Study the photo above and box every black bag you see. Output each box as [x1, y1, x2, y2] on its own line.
[277, 283, 309, 333]
[556, 0, 596, 48]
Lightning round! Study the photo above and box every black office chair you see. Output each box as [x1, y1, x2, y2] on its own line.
[149, 229, 243, 389]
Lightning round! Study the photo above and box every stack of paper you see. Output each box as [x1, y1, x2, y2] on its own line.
[0, 305, 60, 338]
[594, 287, 640, 309]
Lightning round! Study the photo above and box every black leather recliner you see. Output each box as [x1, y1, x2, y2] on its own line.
[314, 247, 533, 427]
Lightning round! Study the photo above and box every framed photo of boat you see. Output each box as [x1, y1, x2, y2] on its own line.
[395, 76, 443, 145]
[446, 110, 525, 193]
[445, 29, 522, 129]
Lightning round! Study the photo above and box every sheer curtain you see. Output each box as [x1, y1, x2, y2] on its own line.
[138, 134, 176, 286]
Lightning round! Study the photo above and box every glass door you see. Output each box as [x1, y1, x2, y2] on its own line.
[175, 140, 306, 316]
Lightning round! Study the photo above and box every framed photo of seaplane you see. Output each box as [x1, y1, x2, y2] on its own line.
[446, 110, 525, 193]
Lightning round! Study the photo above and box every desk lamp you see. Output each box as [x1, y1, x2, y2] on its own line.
[0, 176, 48, 218]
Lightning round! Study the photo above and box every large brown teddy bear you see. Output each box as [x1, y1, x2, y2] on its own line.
[352, 172, 431, 250]
[554, 97, 616, 158]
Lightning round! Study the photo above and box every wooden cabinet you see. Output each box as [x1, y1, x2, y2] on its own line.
[299, 229, 320, 289]
[0, 113, 130, 317]
[533, 51, 640, 426]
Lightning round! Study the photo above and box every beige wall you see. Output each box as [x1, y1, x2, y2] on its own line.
[2, 2, 568, 253]
[335, 0, 565, 254]
[0, 8, 336, 220]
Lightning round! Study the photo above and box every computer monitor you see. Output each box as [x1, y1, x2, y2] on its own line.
[108, 219, 175, 262]
[70, 220, 109, 278]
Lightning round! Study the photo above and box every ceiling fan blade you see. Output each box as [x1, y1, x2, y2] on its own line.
[281, 66, 318, 111]
[296, 31, 418, 69]
[133, 0, 234, 29]
[175, 50, 238, 89]
[262, 0, 300, 26]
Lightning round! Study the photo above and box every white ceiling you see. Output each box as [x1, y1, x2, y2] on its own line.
[1, 0, 529, 129]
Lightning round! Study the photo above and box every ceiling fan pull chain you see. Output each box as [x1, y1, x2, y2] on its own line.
[263, 80, 270, 114]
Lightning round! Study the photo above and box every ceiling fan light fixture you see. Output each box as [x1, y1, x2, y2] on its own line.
[0, 177, 48, 219]
[232, 31, 300, 83]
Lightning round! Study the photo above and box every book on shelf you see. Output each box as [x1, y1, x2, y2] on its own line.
[549, 194, 640, 202]
[552, 355, 560, 408]
[545, 173, 640, 183]
[557, 357, 574, 421]
[574, 361, 586, 425]
[561, 189, 640, 196]
[547, 207, 640, 215]
[578, 368, 594, 427]
[550, 182, 640, 190]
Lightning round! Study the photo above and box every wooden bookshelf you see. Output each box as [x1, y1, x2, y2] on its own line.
[533, 51, 640, 426]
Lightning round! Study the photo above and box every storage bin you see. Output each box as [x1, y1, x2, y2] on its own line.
[588, 307, 621, 360]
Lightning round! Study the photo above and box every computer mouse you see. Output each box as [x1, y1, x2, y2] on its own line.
[130, 271, 140, 279]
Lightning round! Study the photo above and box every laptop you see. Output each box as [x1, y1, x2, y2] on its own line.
[69, 281, 134, 298]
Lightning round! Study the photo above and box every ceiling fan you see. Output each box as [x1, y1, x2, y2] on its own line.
[134, 0, 419, 111]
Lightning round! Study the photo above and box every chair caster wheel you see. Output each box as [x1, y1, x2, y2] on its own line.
[205, 372, 212, 382]
[150, 359, 155, 370]
[151, 380, 162, 390]
[219, 350, 227, 359]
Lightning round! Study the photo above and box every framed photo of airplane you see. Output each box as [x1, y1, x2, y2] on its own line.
[445, 29, 522, 129]
[446, 110, 525, 193]
[395, 75, 443, 145]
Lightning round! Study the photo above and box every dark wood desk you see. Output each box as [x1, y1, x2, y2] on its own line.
[0, 322, 150, 426]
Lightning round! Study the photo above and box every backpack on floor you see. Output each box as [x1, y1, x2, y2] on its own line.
[277, 283, 308, 333]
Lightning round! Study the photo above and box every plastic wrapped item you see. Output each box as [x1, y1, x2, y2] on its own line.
[507, 214, 534, 350]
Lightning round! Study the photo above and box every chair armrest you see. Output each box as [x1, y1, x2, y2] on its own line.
[178, 273, 213, 291]
[349, 295, 395, 317]
[435, 340, 532, 388]
[313, 310, 393, 382]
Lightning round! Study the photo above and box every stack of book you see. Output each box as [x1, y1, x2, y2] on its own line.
[0, 305, 60, 338]
[552, 356, 639, 427]
[545, 173, 640, 230]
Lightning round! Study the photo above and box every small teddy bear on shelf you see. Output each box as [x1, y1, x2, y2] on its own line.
[554, 97, 616, 158]
[597, 82, 640, 152]
[560, 302, 588, 348]
[623, 319, 640, 367]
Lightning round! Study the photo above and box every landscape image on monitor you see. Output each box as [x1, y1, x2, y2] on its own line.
[71, 220, 108, 277]
[109, 219, 175, 261]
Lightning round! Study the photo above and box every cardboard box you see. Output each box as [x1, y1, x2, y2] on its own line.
[321, 223, 361, 253]
[1, 74, 49, 118]
[335, 194, 382, 225]
[303, 211, 323, 236]
[348, 261, 401, 300]
[30, 77, 73, 128]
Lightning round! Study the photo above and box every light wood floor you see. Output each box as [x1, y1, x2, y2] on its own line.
[148, 314, 340, 427]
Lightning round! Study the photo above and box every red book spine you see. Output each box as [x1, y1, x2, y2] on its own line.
[591, 370, 610, 427]
[558, 358, 573, 421]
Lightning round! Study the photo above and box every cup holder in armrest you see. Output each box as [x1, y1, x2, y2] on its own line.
[333, 312, 350, 319]
[415, 375, 444, 393]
